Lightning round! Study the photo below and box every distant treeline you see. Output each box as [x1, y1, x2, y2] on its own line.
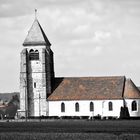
[0, 92, 20, 119]
[0, 92, 19, 103]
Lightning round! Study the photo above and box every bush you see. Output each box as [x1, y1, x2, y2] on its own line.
[106, 116, 117, 120]
[40, 116, 49, 119]
[71, 116, 80, 119]
[60, 116, 73, 119]
[49, 116, 60, 119]
[60, 116, 81, 119]
[20, 116, 25, 119]
[80, 116, 89, 119]
[94, 114, 101, 120]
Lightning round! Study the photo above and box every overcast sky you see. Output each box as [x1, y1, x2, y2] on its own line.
[0, 0, 140, 92]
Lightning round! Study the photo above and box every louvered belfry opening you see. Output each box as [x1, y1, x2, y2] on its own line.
[29, 49, 39, 60]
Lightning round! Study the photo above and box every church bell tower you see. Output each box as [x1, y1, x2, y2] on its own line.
[20, 13, 54, 117]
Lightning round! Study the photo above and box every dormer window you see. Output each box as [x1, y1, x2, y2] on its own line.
[29, 49, 39, 60]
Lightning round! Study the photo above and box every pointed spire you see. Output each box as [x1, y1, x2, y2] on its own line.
[23, 11, 51, 46]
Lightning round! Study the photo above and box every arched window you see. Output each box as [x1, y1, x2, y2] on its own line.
[109, 102, 113, 111]
[132, 101, 137, 111]
[29, 49, 34, 53]
[61, 103, 65, 112]
[90, 102, 94, 111]
[35, 50, 39, 53]
[29, 49, 39, 60]
[75, 102, 79, 112]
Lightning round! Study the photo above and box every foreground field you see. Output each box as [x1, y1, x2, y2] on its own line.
[0, 120, 140, 140]
[0, 132, 139, 140]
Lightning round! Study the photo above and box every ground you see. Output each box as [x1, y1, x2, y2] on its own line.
[0, 120, 140, 139]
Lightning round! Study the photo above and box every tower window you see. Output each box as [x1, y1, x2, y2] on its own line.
[34, 82, 36, 88]
[132, 101, 137, 111]
[29, 49, 39, 60]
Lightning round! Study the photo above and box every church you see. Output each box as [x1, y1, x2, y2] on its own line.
[18, 15, 140, 119]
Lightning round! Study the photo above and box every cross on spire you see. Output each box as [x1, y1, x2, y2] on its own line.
[23, 11, 51, 46]
[35, 9, 37, 19]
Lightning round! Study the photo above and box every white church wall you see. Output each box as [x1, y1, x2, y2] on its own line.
[48, 99, 123, 118]
[125, 99, 140, 117]
[102, 100, 123, 117]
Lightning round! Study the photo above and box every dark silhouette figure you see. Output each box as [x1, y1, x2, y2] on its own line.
[120, 106, 130, 119]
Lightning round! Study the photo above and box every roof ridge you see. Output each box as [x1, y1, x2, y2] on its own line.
[55, 76, 125, 79]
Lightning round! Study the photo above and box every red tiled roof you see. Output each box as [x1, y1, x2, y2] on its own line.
[48, 76, 125, 101]
[124, 79, 140, 99]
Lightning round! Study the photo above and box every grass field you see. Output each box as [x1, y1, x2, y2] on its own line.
[0, 120, 140, 139]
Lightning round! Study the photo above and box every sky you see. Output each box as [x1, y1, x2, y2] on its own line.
[0, 0, 140, 92]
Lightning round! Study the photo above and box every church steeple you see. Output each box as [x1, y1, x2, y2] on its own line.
[23, 12, 51, 46]
[20, 12, 54, 117]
